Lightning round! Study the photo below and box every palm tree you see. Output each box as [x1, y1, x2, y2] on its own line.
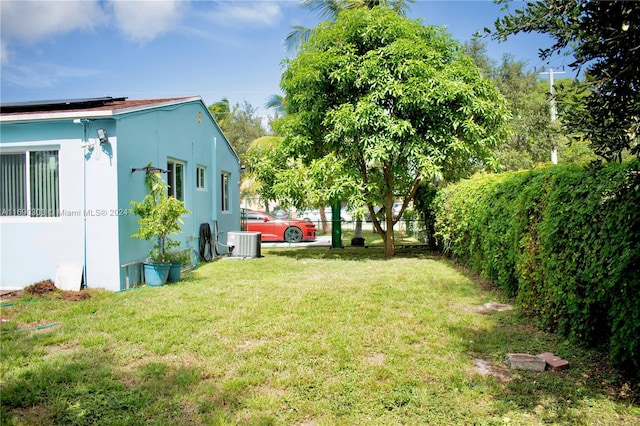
[285, 0, 414, 53]
[207, 98, 231, 125]
[264, 94, 286, 117]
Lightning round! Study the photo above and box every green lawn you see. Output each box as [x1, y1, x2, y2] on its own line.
[1, 248, 638, 425]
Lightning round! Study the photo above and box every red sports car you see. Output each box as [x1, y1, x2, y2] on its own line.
[243, 209, 316, 242]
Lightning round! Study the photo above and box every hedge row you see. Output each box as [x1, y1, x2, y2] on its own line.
[432, 159, 640, 376]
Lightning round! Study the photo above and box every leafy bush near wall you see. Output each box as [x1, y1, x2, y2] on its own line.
[433, 160, 640, 376]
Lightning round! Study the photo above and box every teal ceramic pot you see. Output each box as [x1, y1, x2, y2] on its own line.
[168, 262, 182, 283]
[143, 262, 170, 286]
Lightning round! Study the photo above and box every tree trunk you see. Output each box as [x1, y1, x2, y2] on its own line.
[383, 210, 396, 258]
[319, 206, 330, 234]
[354, 219, 363, 238]
[351, 218, 365, 246]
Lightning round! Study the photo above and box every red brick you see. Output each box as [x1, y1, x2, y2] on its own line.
[537, 352, 570, 371]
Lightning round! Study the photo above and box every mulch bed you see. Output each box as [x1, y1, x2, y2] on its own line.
[1, 279, 90, 303]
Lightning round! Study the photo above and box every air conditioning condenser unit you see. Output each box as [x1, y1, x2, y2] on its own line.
[227, 231, 261, 258]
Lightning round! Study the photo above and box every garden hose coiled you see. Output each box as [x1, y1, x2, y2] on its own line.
[199, 223, 213, 262]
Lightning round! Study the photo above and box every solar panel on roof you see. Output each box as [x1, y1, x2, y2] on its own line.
[0, 97, 127, 113]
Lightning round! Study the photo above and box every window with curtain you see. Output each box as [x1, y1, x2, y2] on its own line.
[1, 150, 59, 217]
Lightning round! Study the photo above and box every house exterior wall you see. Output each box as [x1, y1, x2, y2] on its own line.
[83, 119, 121, 290]
[0, 119, 120, 289]
[1, 98, 241, 291]
[116, 101, 241, 289]
[116, 104, 208, 274]
[212, 123, 242, 252]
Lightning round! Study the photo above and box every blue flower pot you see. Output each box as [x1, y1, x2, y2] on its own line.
[143, 262, 170, 287]
[168, 262, 182, 283]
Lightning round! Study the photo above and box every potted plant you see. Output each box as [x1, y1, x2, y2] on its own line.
[166, 249, 191, 283]
[131, 165, 190, 286]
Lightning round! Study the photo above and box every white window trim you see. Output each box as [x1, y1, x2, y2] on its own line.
[167, 159, 185, 201]
[196, 165, 206, 191]
[1, 148, 60, 220]
[221, 171, 230, 213]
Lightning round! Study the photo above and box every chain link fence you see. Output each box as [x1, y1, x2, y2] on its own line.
[309, 217, 436, 248]
[239, 199, 438, 249]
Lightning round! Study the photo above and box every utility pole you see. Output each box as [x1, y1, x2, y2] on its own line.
[539, 68, 565, 164]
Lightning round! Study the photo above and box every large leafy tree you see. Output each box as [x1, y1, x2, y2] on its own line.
[301, 0, 413, 19]
[278, 7, 510, 257]
[209, 99, 267, 203]
[464, 36, 595, 169]
[245, 136, 284, 206]
[278, 0, 414, 235]
[490, 55, 563, 169]
[285, 0, 413, 53]
[208, 99, 266, 163]
[490, 0, 640, 161]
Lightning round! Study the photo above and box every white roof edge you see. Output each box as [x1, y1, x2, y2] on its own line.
[0, 96, 203, 123]
[0, 110, 114, 123]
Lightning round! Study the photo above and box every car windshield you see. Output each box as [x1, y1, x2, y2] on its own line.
[245, 211, 278, 220]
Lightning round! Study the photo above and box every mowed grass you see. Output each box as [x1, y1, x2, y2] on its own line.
[1, 248, 638, 425]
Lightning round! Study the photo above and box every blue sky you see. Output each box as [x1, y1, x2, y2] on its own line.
[1, 1, 568, 122]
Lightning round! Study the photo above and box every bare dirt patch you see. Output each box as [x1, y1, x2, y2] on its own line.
[24, 279, 57, 295]
[44, 343, 82, 360]
[58, 291, 91, 301]
[1, 280, 91, 330]
[236, 339, 268, 351]
[360, 353, 386, 366]
[473, 302, 514, 314]
[1, 279, 91, 303]
[0, 289, 23, 301]
[472, 358, 512, 383]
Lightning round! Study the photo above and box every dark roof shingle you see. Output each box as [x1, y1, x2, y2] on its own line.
[0, 96, 199, 117]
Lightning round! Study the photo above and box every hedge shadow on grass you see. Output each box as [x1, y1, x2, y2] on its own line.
[446, 308, 639, 423]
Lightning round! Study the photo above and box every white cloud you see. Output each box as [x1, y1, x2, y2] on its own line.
[0, 0, 104, 43]
[0, 0, 187, 46]
[2, 62, 102, 89]
[203, 2, 283, 27]
[0, 1, 284, 48]
[107, 0, 185, 43]
[0, 41, 8, 65]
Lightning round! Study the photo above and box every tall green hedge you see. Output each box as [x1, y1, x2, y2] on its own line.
[433, 160, 640, 376]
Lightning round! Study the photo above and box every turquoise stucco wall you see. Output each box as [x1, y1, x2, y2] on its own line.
[0, 119, 120, 289]
[116, 100, 241, 288]
[1, 98, 240, 291]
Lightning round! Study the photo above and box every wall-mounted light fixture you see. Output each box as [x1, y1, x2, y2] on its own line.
[97, 128, 109, 144]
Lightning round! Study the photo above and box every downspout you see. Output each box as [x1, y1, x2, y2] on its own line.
[192, 139, 196, 244]
[213, 135, 217, 222]
[73, 118, 91, 288]
[211, 135, 230, 256]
